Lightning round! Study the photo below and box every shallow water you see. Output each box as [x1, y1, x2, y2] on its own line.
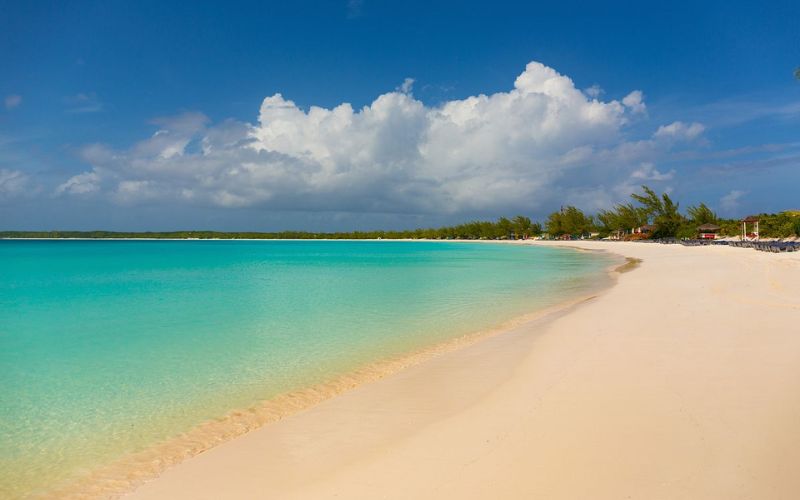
[0, 240, 614, 497]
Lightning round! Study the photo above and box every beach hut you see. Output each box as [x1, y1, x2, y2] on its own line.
[741, 215, 760, 241]
[698, 223, 721, 240]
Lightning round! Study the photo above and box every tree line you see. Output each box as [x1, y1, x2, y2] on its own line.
[2, 186, 799, 240]
[547, 186, 800, 239]
[0, 216, 541, 241]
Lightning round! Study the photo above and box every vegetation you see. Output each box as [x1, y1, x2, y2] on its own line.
[3, 187, 799, 241]
[686, 203, 718, 225]
[630, 186, 684, 238]
[587, 186, 798, 240]
[597, 203, 648, 236]
[0, 216, 543, 241]
[545, 206, 595, 237]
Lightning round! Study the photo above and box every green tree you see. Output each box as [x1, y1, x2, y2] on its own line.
[563, 206, 594, 235]
[630, 185, 685, 238]
[497, 217, 513, 238]
[597, 202, 648, 234]
[545, 211, 563, 236]
[511, 215, 532, 238]
[630, 185, 664, 220]
[546, 206, 593, 237]
[686, 202, 718, 225]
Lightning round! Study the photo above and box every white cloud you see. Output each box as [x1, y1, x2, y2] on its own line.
[654, 121, 705, 141]
[0, 168, 28, 199]
[4, 94, 22, 110]
[397, 77, 415, 95]
[114, 179, 159, 204]
[584, 85, 603, 98]
[60, 61, 693, 215]
[630, 162, 675, 181]
[622, 90, 646, 114]
[57, 171, 101, 195]
[720, 189, 746, 213]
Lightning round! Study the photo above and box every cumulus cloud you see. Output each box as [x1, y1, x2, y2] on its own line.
[59, 61, 695, 216]
[622, 90, 646, 114]
[654, 121, 705, 141]
[584, 85, 604, 98]
[4, 94, 22, 110]
[630, 162, 675, 181]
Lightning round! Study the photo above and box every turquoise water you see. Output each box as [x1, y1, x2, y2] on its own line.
[0, 240, 614, 497]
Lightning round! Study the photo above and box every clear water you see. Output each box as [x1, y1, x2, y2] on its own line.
[0, 240, 614, 497]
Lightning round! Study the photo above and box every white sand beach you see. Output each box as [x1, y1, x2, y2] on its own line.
[125, 241, 800, 500]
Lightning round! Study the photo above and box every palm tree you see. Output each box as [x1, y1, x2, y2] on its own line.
[795, 67, 800, 80]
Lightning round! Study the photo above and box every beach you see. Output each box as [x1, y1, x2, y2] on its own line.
[124, 241, 800, 499]
[9, 3, 799, 499]
[2, 240, 615, 498]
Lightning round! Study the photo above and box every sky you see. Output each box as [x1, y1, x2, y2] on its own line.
[1, 0, 799, 231]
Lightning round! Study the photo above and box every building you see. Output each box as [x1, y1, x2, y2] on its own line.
[741, 216, 760, 241]
[698, 223, 721, 240]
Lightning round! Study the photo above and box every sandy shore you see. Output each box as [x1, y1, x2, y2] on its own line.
[126, 242, 800, 500]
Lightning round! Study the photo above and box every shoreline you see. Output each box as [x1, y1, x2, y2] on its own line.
[125, 241, 800, 500]
[39, 244, 623, 499]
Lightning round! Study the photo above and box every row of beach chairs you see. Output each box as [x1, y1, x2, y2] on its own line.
[645, 238, 800, 253]
[727, 241, 800, 253]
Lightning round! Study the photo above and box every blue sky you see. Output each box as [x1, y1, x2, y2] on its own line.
[1, 0, 799, 231]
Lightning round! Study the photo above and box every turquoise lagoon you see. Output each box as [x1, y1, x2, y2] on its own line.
[0, 240, 616, 497]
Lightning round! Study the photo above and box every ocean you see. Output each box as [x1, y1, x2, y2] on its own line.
[0, 240, 615, 497]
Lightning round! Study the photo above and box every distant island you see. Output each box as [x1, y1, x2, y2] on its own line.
[3, 186, 799, 241]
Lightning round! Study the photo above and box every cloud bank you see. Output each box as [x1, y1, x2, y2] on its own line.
[59, 61, 701, 217]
